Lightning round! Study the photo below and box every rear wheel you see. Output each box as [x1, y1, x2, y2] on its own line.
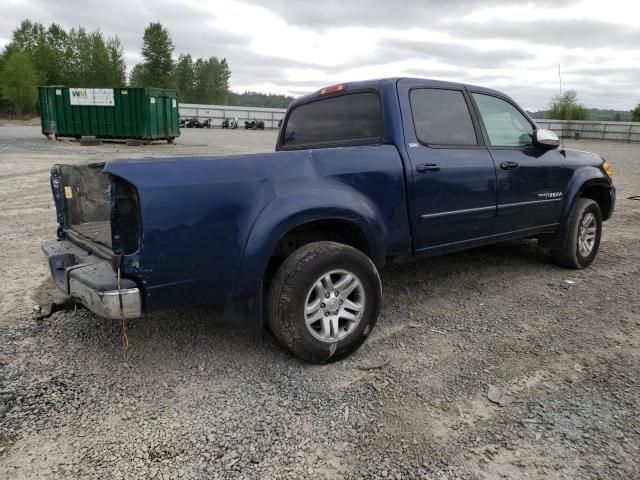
[267, 241, 381, 363]
[551, 198, 602, 269]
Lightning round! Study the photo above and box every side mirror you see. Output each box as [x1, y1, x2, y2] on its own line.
[533, 128, 559, 150]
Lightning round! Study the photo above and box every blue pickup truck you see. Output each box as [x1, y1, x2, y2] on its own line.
[43, 78, 615, 362]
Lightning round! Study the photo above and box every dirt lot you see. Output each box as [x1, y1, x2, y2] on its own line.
[0, 127, 638, 480]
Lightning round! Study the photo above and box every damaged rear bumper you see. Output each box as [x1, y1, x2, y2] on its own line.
[42, 239, 141, 319]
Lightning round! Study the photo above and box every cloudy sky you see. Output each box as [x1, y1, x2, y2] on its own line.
[2, 0, 639, 110]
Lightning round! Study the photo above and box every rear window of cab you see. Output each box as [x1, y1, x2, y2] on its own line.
[281, 92, 382, 149]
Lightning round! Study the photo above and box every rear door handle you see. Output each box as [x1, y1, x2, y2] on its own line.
[416, 163, 441, 173]
[500, 161, 519, 170]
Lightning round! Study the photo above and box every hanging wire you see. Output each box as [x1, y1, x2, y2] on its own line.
[117, 265, 129, 362]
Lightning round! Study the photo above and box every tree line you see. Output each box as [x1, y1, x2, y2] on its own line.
[0, 20, 126, 115]
[228, 91, 294, 109]
[128, 22, 231, 105]
[530, 90, 640, 122]
[0, 20, 230, 115]
[0, 20, 294, 116]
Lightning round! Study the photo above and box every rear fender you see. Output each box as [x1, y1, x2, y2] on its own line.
[231, 187, 387, 299]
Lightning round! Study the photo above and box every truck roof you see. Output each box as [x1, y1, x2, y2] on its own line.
[290, 77, 509, 108]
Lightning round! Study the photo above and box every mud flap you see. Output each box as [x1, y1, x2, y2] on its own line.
[538, 227, 569, 250]
[223, 285, 263, 334]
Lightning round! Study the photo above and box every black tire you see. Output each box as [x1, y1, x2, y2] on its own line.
[551, 198, 602, 269]
[267, 241, 381, 363]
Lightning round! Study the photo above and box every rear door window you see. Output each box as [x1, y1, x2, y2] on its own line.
[410, 89, 478, 146]
[281, 92, 382, 148]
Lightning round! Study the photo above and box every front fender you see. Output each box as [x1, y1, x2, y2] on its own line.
[231, 186, 387, 299]
[561, 166, 612, 224]
[539, 165, 614, 250]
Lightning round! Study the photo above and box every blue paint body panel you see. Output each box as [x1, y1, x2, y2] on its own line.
[49, 77, 615, 321]
[104, 145, 411, 311]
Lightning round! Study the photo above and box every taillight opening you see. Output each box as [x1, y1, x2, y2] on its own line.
[110, 178, 140, 255]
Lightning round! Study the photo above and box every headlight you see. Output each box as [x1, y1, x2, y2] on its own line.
[602, 161, 613, 180]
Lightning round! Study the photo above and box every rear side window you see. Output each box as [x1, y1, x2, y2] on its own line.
[281, 92, 382, 148]
[410, 89, 477, 146]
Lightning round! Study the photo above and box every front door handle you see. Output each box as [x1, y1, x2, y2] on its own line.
[416, 163, 441, 173]
[500, 161, 519, 170]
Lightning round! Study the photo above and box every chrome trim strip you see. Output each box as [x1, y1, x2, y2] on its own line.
[498, 198, 563, 209]
[100, 288, 140, 297]
[420, 205, 496, 220]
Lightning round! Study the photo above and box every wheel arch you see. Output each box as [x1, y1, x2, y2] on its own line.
[578, 183, 613, 221]
[540, 170, 612, 250]
[561, 168, 613, 224]
[230, 189, 388, 300]
[272, 218, 372, 257]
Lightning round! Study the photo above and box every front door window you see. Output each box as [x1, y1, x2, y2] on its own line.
[472, 93, 533, 147]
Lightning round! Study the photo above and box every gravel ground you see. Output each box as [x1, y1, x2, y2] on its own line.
[0, 126, 638, 479]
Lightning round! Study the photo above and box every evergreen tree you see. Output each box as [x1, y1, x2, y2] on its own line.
[137, 22, 174, 87]
[72, 28, 94, 85]
[217, 58, 231, 104]
[129, 64, 147, 87]
[11, 20, 42, 51]
[189, 57, 232, 104]
[192, 57, 216, 103]
[0, 43, 19, 75]
[0, 50, 38, 115]
[632, 104, 640, 122]
[82, 32, 113, 86]
[172, 54, 195, 101]
[44, 24, 71, 84]
[106, 37, 127, 86]
[3, 20, 126, 87]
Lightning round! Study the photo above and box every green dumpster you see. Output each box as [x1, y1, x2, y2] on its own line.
[38, 86, 180, 144]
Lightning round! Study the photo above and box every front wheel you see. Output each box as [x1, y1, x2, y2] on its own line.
[267, 242, 381, 363]
[551, 198, 602, 269]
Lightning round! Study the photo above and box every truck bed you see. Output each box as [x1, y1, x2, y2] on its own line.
[70, 221, 112, 249]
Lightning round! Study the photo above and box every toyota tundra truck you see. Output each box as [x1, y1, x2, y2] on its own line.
[42, 78, 615, 363]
